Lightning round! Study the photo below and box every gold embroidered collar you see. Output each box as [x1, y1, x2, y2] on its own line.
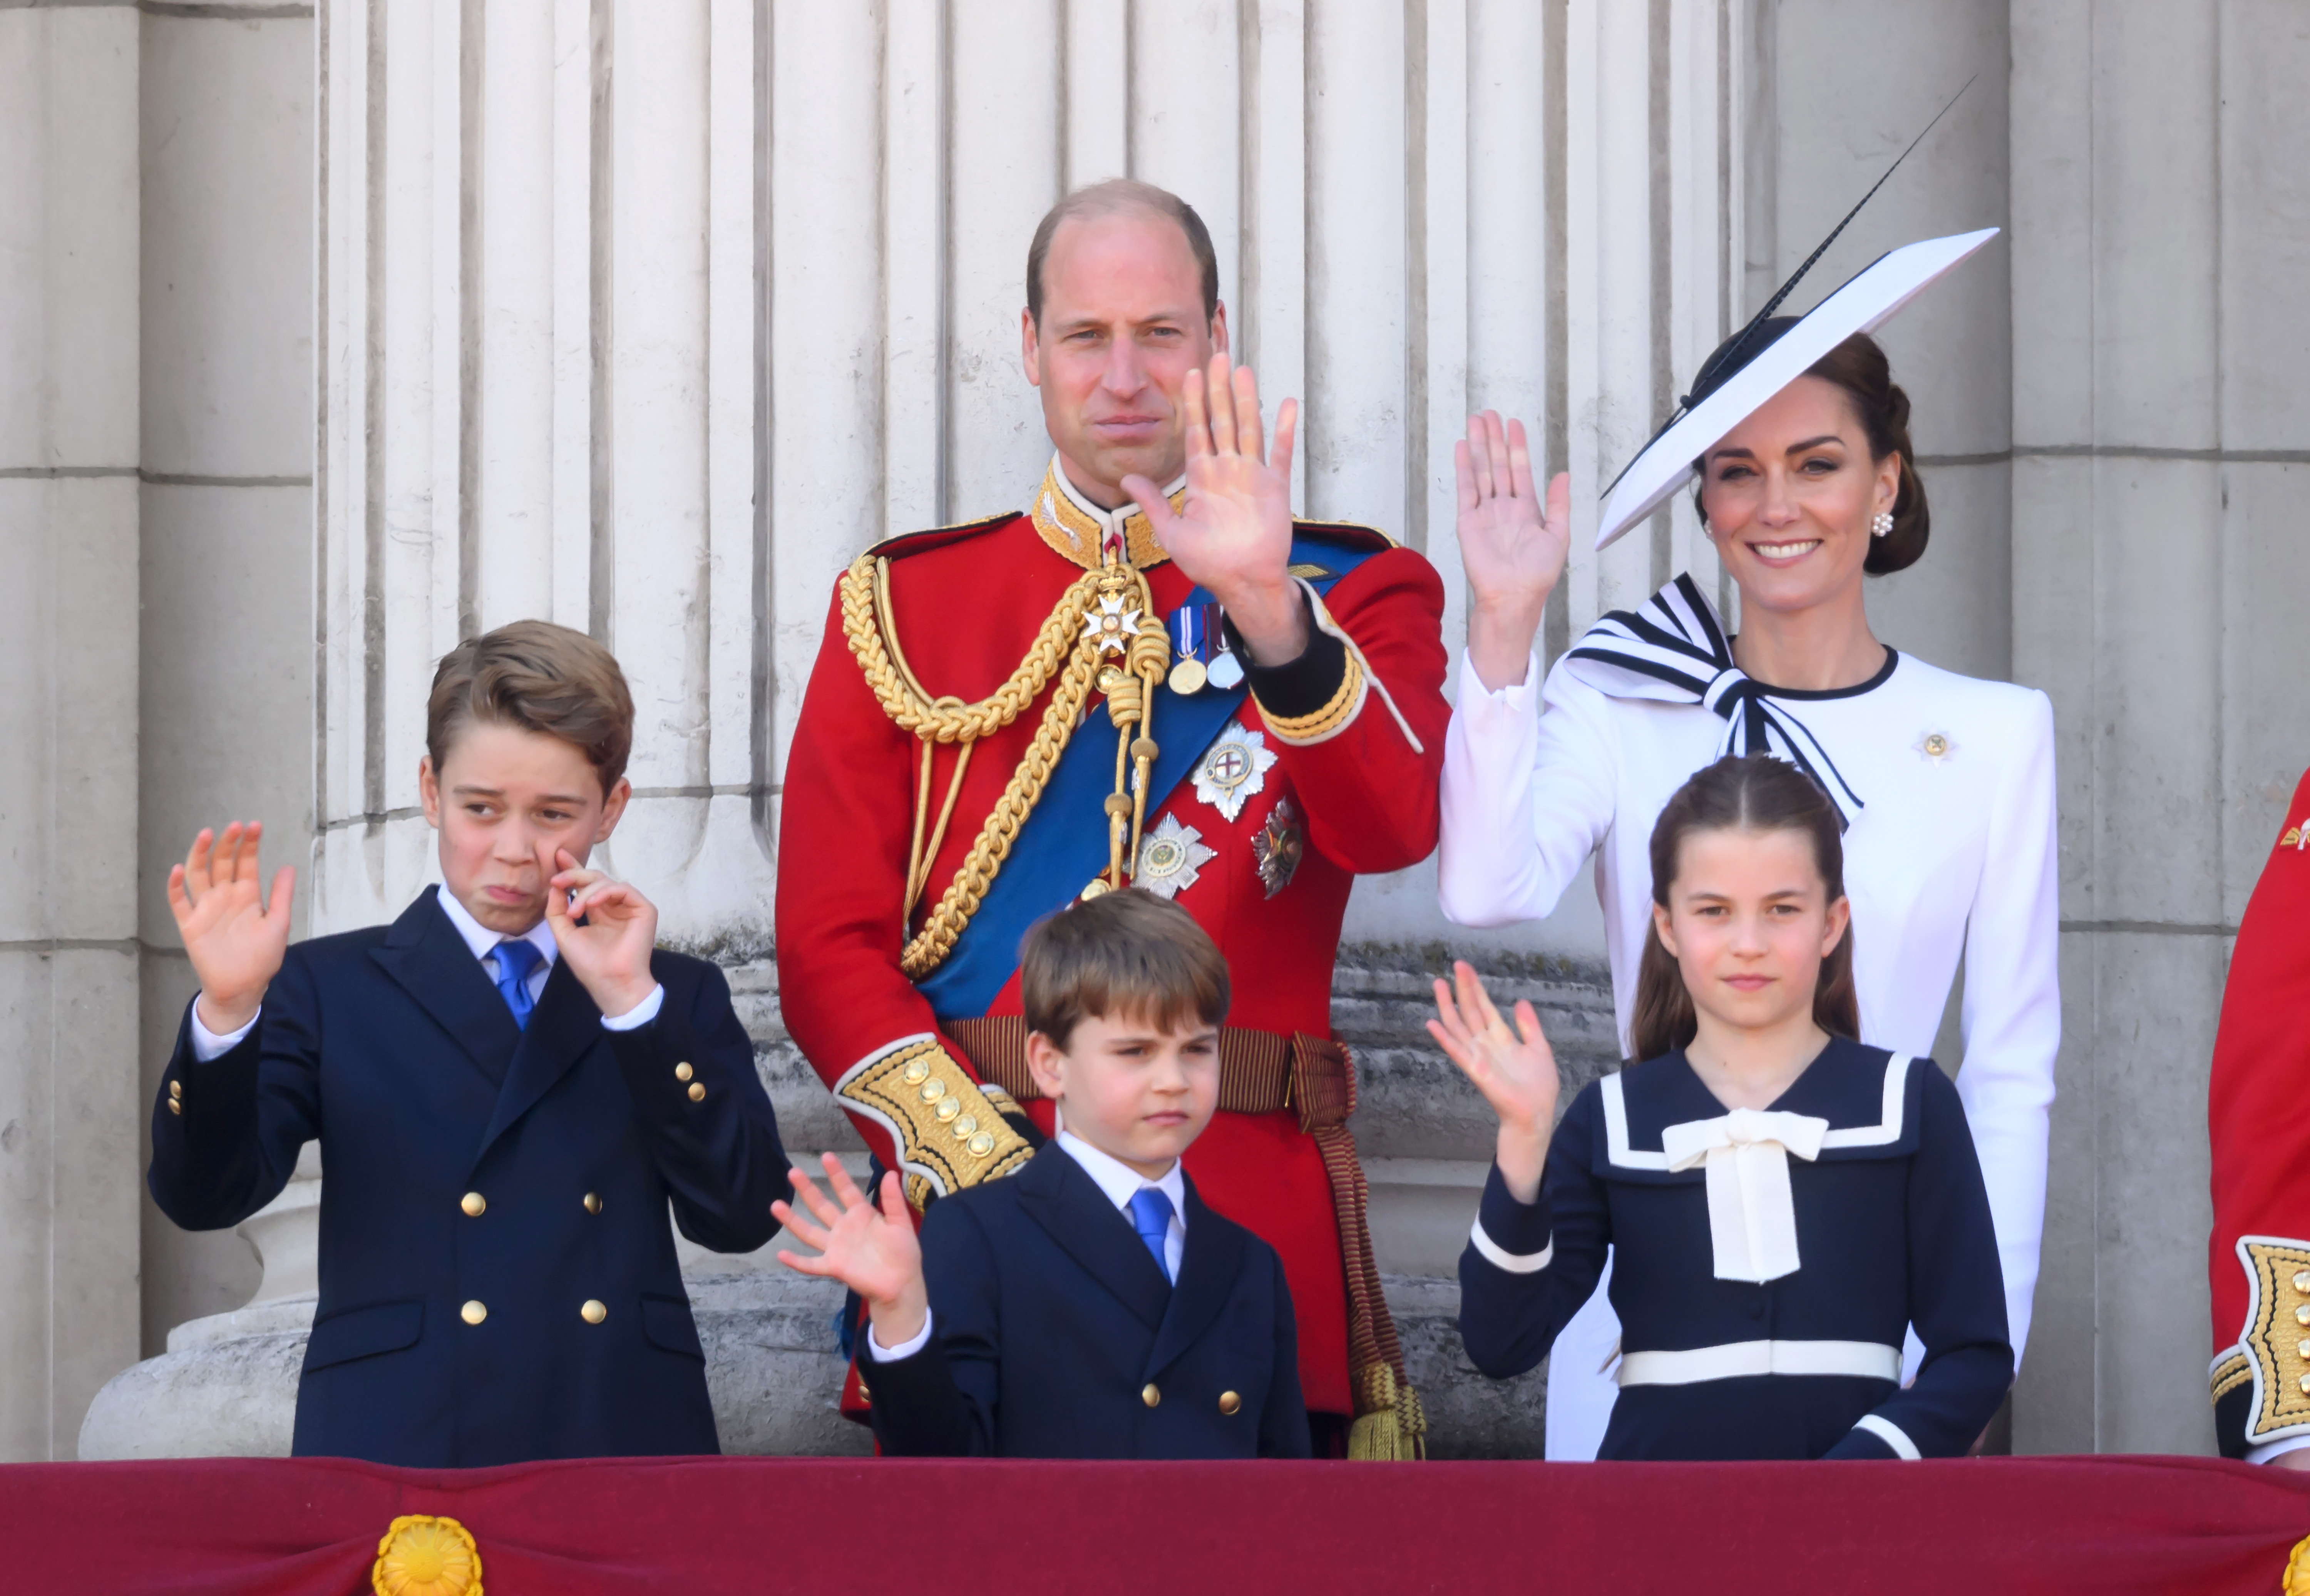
[1029, 456, 1185, 570]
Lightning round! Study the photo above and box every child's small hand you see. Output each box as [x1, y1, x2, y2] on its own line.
[775, 1154, 929, 1350]
[169, 822, 295, 1036]
[1428, 960, 1559, 1203]
[543, 847, 660, 1019]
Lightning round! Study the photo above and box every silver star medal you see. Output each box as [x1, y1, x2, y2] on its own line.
[1082, 592, 1140, 656]
[1192, 721, 1279, 824]
[1134, 813, 1217, 900]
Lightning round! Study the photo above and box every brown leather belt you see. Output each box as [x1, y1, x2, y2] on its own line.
[939, 1015, 1356, 1134]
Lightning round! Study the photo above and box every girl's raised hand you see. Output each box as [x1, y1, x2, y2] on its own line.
[1428, 960, 1560, 1201]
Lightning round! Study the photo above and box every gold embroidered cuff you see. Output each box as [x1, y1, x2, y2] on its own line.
[834, 1036, 1034, 1200]
[2213, 1346, 2254, 1404]
[1256, 650, 1366, 745]
[2237, 1236, 2310, 1440]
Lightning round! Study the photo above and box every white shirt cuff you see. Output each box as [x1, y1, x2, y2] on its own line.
[1459, 645, 1540, 709]
[598, 983, 665, 1031]
[2247, 1434, 2310, 1466]
[188, 1002, 259, 1063]
[867, 1307, 933, 1362]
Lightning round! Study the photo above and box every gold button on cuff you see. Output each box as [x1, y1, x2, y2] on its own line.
[966, 1132, 995, 1157]
[581, 1299, 608, 1325]
[460, 1192, 486, 1217]
[166, 1099, 182, 1116]
[460, 1300, 488, 1326]
[2299, 1372, 2310, 1397]
[2294, 1268, 2310, 1295]
[686, 1082, 706, 1102]
[1141, 1383, 1160, 1409]
[2295, 1303, 2310, 1328]
[583, 1191, 603, 1215]
[920, 1078, 947, 1104]
[935, 1097, 961, 1123]
[674, 1062, 694, 1083]
[1218, 1391, 1242, 1416]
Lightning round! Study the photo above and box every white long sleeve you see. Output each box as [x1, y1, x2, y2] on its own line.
[1439, 647, 1621, 928]
[1950, 688, 2061, 1360]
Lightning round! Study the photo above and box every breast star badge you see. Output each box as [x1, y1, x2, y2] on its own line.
[1193, 721, 1279, 823]
[1254, 797, 1304, 899]
[1135, 813, 1217, 899]
[1082, 592, 1140, 656]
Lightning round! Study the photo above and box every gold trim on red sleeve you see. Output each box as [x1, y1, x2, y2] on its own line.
[2238, 1236, 2310, 1441]
[834, 1035, 1034, 1200]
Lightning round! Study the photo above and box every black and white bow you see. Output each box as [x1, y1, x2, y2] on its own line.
[1561, 574, 1865, 828]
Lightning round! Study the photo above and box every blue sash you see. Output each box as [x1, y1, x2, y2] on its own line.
[917, 534, 1381, 1021]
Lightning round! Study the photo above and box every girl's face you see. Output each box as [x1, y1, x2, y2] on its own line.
[1696, 375, 1900, 619]
[1652, 825, 1851, 1036]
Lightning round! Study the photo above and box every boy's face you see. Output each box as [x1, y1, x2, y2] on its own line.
[1025, 1009, 1221, 1179]
[418, 721, 630, 936]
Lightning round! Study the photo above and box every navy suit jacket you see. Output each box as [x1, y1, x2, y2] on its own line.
[146, 889, 791, 1467]
[865, 1144, 1310, 1459]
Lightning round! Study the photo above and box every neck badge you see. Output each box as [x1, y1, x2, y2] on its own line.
[1254, 797, 1304, 898]
[1135, 813, 1216, 900]
[1192, 720, 1279, 824]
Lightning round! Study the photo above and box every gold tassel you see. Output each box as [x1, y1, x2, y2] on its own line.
[1344, 1363, 1427, 1461]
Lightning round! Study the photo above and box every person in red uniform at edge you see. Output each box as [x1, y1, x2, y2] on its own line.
[775, 179, 1449, 1457]
[2210, 766, 2310, 1470]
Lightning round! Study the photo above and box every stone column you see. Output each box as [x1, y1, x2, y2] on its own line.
[0, 3, 144, 1460]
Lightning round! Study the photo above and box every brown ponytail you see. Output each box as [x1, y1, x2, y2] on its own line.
[1627, 754, 1860, 1062]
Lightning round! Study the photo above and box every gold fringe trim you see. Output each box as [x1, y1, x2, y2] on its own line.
[1346, 1362, 1428, 1461]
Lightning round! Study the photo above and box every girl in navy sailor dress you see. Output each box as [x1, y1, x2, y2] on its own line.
[1431, 755, 2012, 1460]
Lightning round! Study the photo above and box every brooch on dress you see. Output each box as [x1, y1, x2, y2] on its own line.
[1254, 798, 1304, 898]
[1913, 729, 1957, 765]
[1135, 814, 1217, 899]
[1193, 721, 1279, 823]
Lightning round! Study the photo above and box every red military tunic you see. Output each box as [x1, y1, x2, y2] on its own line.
[776, 459, 1449, 1442]
[2209, 766, 2310, 1460]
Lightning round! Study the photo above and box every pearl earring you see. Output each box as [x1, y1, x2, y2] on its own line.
[1870, 510, 1893, 538]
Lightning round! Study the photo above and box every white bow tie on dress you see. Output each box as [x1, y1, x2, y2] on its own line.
[1660, 1107, 1832, 1283]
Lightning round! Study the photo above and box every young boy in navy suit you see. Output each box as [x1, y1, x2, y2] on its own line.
[776, 889, 1309, 1458]
[147, 621, 790, 1466]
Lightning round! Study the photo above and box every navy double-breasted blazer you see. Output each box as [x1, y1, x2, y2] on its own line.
[147, 888, 791, 1467]
[865, 1144, 1310, 1458]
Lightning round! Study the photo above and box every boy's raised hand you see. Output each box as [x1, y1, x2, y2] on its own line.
[1428, 959, 1560, 1203]
[543, 847, 660, 1020]
[775, 1155, 929, 1349]
[169, 822, 295, 1036]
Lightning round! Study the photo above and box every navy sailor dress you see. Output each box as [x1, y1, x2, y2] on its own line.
[1459, 1038, 2012, 1459]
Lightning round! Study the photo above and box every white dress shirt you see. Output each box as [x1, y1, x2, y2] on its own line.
[189, 883, 663, 1061]
[1440, 643, 2060, 1457]
[868, 1130, 1189, 1361]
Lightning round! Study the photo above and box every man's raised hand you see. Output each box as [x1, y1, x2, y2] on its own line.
[1428, 959, 1560, 1203]
[543, 847, 661, 1021]
[1456, 412, 1572, 693]
[775, 1155, 930, 1350]
[1123, 353, 1309, 665]
[169, 822, 295, 1037]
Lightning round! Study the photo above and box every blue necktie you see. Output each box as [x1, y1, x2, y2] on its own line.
[492, 938, 544, 1030]
[1128, 1188, 1175, 1284]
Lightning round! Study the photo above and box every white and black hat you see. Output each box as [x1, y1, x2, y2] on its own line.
[1595, 84, 1994, 552]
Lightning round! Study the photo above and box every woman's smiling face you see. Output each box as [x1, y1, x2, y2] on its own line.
[1696, 375, 1900, 619]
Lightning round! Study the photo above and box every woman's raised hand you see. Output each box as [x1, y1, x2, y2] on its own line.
[168, 822, 295, 1037]
[1455, 412, 1571, 693]
[1428, 959, 1560, 1202]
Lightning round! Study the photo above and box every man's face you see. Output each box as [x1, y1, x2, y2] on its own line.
[1021, 209, 1227, 506]
[418, 720, 629, 936]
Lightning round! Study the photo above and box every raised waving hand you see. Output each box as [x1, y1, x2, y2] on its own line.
[1123, 353, 1308, 665]
[1428, 960, 1561, 1203]
[169, 821, 296, 1036]
[775, 1154, 931, 1350]
[1456, 412, 1571, 693]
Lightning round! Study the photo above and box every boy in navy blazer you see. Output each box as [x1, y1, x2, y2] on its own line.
[776, 889, 1309, 1458]
[147, 621, 790, 1466]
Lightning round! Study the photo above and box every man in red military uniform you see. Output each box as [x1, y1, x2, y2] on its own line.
[2209, 766, 2310, 1468]
[776, 179, 1448, 1455]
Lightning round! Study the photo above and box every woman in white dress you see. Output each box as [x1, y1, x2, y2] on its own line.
[1440, 238, 2058, 1460]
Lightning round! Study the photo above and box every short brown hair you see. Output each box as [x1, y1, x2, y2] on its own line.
[1026, 179, 1220, 328]
[1629, 755, 1860, 1062]
[426, 621, 636, 796]
[1019, 889, 1230, 1051]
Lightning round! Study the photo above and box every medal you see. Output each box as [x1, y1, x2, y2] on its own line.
[1192, 720, 1279, 823]
[1168, 604, 1214, 694]
[1134, 814, 1216, 899]
[1168, 657, 1208, 695]
[1254, 797, 1304, 898]
[1207, 646, 1245, 689]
